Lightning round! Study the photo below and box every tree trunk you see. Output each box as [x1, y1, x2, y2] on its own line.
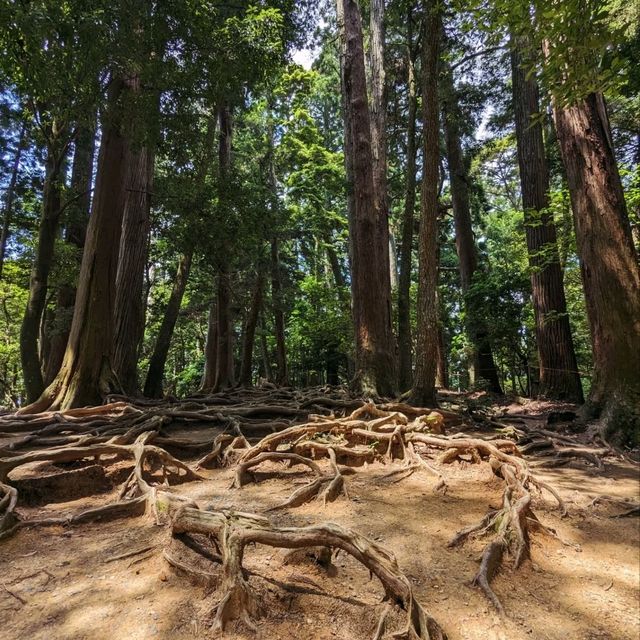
[239, 274, 264, 386]
[511, 39, 583, 403]
[19, 135, 66, 403]
[336, 0, 396, 397]
[554, 92, 640, 445]
[44, 123, 95, 386]
[259, 313, 273, 382]
[270, 237, 288, 386]
[435, 320, 448, 389]
[441, 65, 502, 394]
[214, 266, 234, 390]
[410, 0, 441, 407]
[200, 299, 218, 393]
[144, 251, 193, 398]
[397, 15, 418, 393]
[0, 121, 27, 279]
[21, 79, 130, 412]
[210, 104, 235, 391]
[113, 80, 155, 396]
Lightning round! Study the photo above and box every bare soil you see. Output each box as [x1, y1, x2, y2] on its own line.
[0, 408, 638, 640]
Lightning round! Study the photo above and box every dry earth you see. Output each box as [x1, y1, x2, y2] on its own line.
[0, 413, 638, 640]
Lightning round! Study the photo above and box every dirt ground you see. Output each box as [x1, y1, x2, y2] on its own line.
[0, 416, 638, 640]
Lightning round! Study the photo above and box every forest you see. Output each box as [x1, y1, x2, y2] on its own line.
[0, 0, 638, 639]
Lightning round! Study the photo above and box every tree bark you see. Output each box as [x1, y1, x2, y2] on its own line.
[239, 274, 264, 386]
[113, 78, 156, 396]
[397, 14, 418, 393]
[336, 0, 396, 397]
[21, 79, 130, 412]
[441, 65, 503, 393]
[144, 251, 193, 398]
[409, 0, 441, 407]
[270, 237, 288, 386]
[210, 104, 235, 391]
[19, 132, 67, 403]
[0, 121, 27, 279]
[554, 92, 640, 444]
[511, 40, 583, 403]
[44, 123, 95, 386]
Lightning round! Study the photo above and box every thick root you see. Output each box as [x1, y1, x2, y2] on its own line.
[170, 505, 446, 639]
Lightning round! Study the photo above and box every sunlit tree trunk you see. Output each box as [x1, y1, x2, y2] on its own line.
[337, 0, 396, 397]
[22, 79, 130, 412]
[511, 40, 582, 403]
[44, 123, 95, 386]
[409, 0, 440, 407]
[441, 65, 502, 393]
[270, 237, 288, 386]
[554, 92, 640, 444]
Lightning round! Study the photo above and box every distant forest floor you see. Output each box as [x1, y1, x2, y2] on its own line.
[0, 387, 638, 640]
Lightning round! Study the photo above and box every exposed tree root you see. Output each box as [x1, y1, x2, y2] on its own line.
[170, 505, 446, 639]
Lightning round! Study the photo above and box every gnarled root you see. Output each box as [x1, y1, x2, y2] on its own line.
[170, 506, 446, 639]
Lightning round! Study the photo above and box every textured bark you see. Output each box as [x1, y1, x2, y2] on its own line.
[554, 92, 640, 445]
[21, 79, 130, 412]
[0, 122, 27, 279]
[369, 0, 391, 289]
[213, 105, 235, 391]
[200, 299, 218, 393]
[144, 251, 193, 398]
[20, 135, 66, 403]
[409, 0, 441, 407]
[44, 123, 95, 386]
[398, 16, 418, 393]
[441, 66, 502, 393]
[239, 274, 264, 386]
[215, 266, 235, 390]
[113, 77, 155, 395]
[270, 237, 288, 386]
[435, 321, 448, 389]
[511, 39, 583, 403]
[337, 0, 396, 397]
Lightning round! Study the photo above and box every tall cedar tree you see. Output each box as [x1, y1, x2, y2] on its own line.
[113, 75, 156, 395]
[20, 79, 130, 412]
[336, 0, 396, 397]
[554, 92, 640, 444]
[410, 0, 441, 406]
[441, 64, 502, 393]
[511, 39, 583, 403]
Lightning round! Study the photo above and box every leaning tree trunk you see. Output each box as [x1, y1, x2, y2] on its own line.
[409, 0, 441, 407]
[239, 273, 264, 386]
[0, 121, 27, 279]
[337, 0, 396, 397]
[113, 88, 155, 396]
[511, 39, 583, 403]
[441, 65, 502, 393]
[21, 79, 130, 413]
[554, 92, 640, 445]
[397, 16, 418, 392]
[144, 251, 193, 398]
[44, 123, 95, 386]
[19, 135, 66, 403]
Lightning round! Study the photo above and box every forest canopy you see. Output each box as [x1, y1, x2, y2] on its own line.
[0, 0, 638, 441]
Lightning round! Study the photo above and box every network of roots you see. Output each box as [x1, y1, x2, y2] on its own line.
[0, 386, 621, 638]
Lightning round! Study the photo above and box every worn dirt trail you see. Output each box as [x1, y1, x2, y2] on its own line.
[0, 413, 637, 640]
